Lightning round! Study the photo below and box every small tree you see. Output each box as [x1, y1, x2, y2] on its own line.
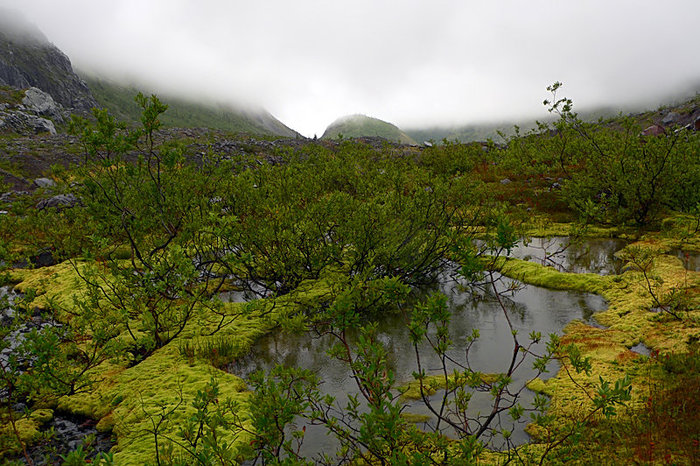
[544, 82, 700, 226]
[69, 94, 229, 355]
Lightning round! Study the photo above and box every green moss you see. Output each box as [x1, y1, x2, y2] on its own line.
[526, 378, 555, 397]
[29, 409, 54, 424]
[400, 412, 432, 424]
[6, 261, 339, 464]
[522, 221, 632, 239]
[398, 372, 500, 401]
[0, 409, 54, 458]
[512, 234, 700, 463]
[10, 260, 89, 311]
[495, 256, 609, 294]
[399, 375, 441, 400]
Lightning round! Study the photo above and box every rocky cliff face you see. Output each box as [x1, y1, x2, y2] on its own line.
[0, 9, 97, 111]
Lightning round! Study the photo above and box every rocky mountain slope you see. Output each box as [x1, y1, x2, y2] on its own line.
[83, 75, 300, 137]
[0, 10, 299, 138]
[0, 9, 97, 112]
[322, 114, 416, 144]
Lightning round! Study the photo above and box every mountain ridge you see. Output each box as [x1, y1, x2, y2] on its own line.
[0, 8, 97, 112]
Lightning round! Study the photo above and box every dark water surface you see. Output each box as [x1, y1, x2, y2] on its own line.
[673, 249, 700, 272]
[504, 236, 628, 275]
[227, 237, 624, 456]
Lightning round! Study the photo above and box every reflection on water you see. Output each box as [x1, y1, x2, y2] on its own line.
[673, 249, 700, 272]
[506, 237, 628, 275]
[228, 267, 608, 455]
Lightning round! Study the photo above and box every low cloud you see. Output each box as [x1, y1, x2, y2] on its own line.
[2, 0, 699, 136]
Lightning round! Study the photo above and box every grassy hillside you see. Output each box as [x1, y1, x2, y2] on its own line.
[322, 114, 416, 144]
[82, 75, 298, 137]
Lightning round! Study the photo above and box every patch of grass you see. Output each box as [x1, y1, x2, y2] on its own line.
[178, 335, 242, 369]
[0, 85, 25, 106]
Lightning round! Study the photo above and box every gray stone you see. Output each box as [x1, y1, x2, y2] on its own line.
[31, 250, 55, 267]
[500, 178, 512, 185]
[31, 116, 56, 135]
[0, 110, 56, 135]
[22, 87, 64, 123]
[661, 111, 681, 126]
[36, 193, 80, 210]
[0, 191, 29, 203]
[33, 177, 56, 188]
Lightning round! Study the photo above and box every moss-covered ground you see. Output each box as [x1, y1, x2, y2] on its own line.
[5, 220, 697, 464]
[2, 260, 339, 463]
[496, 225, 700, 464]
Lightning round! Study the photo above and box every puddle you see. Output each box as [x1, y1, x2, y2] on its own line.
[504, 237, 628, 275]
[229, 269, 608, 455]
[673, 249, 700, 272]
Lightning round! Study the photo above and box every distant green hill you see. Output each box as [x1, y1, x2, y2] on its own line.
[322, 114, 416, 144]
[82, 74, 299, 137]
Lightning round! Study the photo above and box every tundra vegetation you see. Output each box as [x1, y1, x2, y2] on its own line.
[0, 84, 699, 465]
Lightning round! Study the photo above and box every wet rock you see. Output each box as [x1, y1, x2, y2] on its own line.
[36, 193, 80, 210]
[661, 111, 681, 126]
[641, 125, 665, 136]
[20, 413, 114, 465]
[0, 110, 57, 135]
[22, 87, 65, 123]
[33, 177, 56, 188]
[1, 190, 29, 202]
[31, 249, 55, 267]
[630, 342, 651, 356]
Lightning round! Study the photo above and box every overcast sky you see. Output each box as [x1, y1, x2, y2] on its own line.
[2, 0, 699, 136]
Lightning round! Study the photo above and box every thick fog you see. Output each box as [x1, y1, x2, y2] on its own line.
[1, 0, 698, 136]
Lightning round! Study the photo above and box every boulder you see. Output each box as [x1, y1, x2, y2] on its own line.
[0, 110, 56, 135]
[30, 116, 56, 135]
[661, 111, 681, 126]
[22, 87, 64, 123]
[33, 177, 56, 188]
[36, 193, 80, 210]
[31, 250, 55, 268]
[641, 125, 665, 136]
